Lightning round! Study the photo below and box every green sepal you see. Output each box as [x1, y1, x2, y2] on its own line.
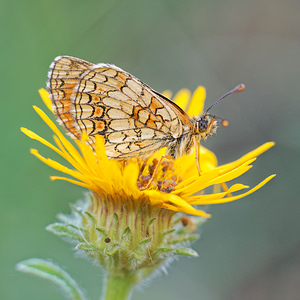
[95, 227, 107, 237]
[174, 247, 199, 257]
[163, 229, 176, 236]
[16, 258, 86, 300]
[148, 218, 156, 226]
[69, 204, 85, 217]
[154, 246, 198, 257]
[122, 227, 132, 237]
[104, 246, 119, 256]
[46, 223, 84, 242]
[76, 243, 98, 251]
[113, 213, 118, 221]
[167, 234, 200, 245]
[131, 252, 144, 261]
[153, 247, 174, 256]
[84, 212, 96, 223]
[194, 218, 206, 227]
[138, 237, 152, 245]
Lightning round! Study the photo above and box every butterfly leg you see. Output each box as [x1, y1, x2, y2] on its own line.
[193, 135, 201, 176]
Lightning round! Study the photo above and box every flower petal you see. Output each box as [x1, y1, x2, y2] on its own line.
[162, 90, 172, 99]
[50, 176, 94, 190]
[74, 134, 98, 175]
[53, 136, 90, 175]
[197, 175, 276, 204]
[173, 89, 191, 110]
[144, 190, 211, 218]
[188, 183, 249, 204]
[38, 89, 53, 113]
[30, 149, 90, 183]
[21, 127, 63, 157]
[187, 86, 206, 116]
[33, 106, 84, 165]
[123, 161, 140, 196]
[175, 159, 255, 198]
[219, 142, 275, 171]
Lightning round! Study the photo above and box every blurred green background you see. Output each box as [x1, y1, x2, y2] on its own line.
[1, 0, 299, 299]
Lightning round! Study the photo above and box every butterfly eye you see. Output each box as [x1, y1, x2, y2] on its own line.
[197, 118, 208, 132]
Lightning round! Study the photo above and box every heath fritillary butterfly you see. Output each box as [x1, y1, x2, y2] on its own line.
[47, 56, 244, 174]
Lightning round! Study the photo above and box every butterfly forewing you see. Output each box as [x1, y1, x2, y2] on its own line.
[48, 56, 192, 159]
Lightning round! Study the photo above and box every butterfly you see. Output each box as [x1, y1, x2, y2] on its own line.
[47, 56, 244, 174]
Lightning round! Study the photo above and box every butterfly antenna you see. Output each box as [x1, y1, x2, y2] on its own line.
[205, 83, 245, 114]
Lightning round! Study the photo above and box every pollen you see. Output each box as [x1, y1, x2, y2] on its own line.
[137, 158, 183, 192]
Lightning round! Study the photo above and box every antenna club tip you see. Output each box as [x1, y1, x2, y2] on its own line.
[221, 119, 229, 127]
[235, 83, 245, 92]
[205, 83, 245, 114]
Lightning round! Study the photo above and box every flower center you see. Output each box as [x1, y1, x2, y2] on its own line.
[137, 158, 183, 192]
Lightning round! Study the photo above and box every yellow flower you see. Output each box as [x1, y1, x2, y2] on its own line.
[21, 86, 275, 281]
[21, 88, 275, 219]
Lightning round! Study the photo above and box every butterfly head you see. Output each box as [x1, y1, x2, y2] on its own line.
[193, 114, 218, 139]
[193, 83, 245, 139]
[196, 116, 209, 132]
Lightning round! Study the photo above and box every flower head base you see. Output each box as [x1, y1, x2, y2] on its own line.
[48, 192, 203, 281]
[22, 87, 275, 278]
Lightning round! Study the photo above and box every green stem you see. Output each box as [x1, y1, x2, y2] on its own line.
[103, 273, 135, 300]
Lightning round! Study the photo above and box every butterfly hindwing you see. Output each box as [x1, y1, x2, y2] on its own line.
[47, 56, 93, 139]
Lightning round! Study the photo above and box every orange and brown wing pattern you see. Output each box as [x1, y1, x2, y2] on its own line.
[71, 63, 192, 158]
[47, 56, 93, 139]
[48, 56, 193, 159]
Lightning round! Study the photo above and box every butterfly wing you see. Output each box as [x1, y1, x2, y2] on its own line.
[47, 56, 93, 139]
[48, 56, 192, 158]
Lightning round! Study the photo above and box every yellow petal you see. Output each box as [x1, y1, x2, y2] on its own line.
[53, 135, 90, 175]
[174, 159, 255, 198]
[33, 106, 86, 167]
[74, 134, 98, 175]
[50, 176, 94, 190]
[219, 142, 275, 171]
[123, 162, 140, 196]
[161, 90, 172, 99]
[163, 202, 211, 218]
[208, 164, 253, 186]
[188, 183, 249, 204]
[173, 89, 191, 110]
[30, 149, 90, 183]
[38, 89, 53, 113]
[21, 127, 63, 157]
[174, 170, 219, 196]
[199, 175, 276, 204]
[95, 135, 109, 163]
[144, 190, 211, 218]
[187, 86, 206, 116]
